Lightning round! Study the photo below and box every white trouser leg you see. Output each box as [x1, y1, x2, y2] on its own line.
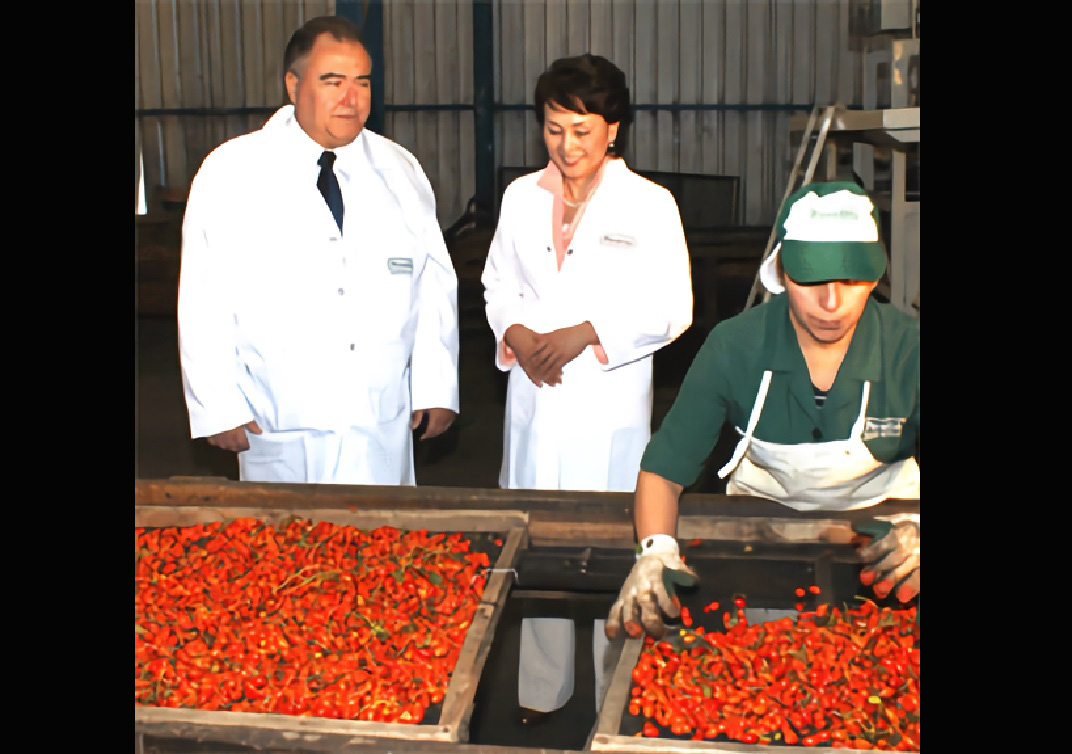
[518, 617, 575, 712]
[592, 618, 609, 713]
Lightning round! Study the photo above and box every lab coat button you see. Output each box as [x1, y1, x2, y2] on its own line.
[812, 428, 822, 440]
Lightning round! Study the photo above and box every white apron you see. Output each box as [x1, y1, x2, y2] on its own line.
[718, 371, 920, 511]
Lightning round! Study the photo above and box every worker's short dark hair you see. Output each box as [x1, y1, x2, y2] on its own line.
[283, 16, 364, 80]
[533, 54, 633, 157]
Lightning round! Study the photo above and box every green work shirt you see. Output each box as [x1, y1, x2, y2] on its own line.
[641, 294, 920, 488]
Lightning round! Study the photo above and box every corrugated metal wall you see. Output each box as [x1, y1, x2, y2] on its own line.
[135, 0, 334, 212]
[493, 0, 864, 225]
[381, 0, 476, 227]
[135, 0, 867, 228]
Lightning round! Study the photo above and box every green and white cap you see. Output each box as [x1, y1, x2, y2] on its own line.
[760, 182, 887, 294]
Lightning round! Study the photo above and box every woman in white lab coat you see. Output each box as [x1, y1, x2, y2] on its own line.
[481, 54, 693, 724]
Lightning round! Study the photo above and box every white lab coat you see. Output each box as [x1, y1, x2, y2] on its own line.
[483, 159, 692, 713]
[178, 106, 459, 485]
[482, 159, 693, 492]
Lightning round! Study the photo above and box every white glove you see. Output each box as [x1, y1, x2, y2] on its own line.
[605, 535, 698, 640]
[858, 513, 919, 602]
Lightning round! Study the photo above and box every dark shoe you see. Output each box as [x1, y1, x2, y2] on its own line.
[515, 706, 554, 726]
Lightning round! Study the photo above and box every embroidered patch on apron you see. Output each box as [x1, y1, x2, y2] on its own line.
[862, 417, 906, 441]
[600, 233, 637, 248]
[387, 257, 414, 274]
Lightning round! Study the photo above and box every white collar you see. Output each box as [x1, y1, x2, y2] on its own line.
[266, 105, 368, 177]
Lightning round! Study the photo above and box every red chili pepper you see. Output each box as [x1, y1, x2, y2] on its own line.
[136, 521, 494, 722]
[623, 594, 919, 748]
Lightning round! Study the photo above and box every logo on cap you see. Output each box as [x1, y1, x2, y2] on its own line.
[782, 191, 878, 243]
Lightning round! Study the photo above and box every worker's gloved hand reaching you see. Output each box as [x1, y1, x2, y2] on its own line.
[605, 534, 697, 640]
[856, 513, 919, 603]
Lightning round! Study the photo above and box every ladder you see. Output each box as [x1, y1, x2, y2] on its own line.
[743, 104, 840, 311]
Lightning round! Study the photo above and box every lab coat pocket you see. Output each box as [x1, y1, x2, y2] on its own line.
[585, 235, 644, 291]
[239, 431, 308, 483]
[364, 255, 418, 336]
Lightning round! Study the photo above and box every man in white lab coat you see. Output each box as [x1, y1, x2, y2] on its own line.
[178, 16, 459, 485]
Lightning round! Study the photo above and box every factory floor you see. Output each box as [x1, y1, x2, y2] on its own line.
[135, 257, 754, 752]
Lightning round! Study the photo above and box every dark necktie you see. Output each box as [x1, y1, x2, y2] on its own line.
[317, 151, 344, 232]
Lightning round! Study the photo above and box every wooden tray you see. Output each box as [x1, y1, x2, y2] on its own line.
[135, 504, 527, 747]
[588, 539, 917, 754]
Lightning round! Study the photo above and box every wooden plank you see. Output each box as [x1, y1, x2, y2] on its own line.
[138, 721, 584, 754]
[438, 526, 526, 739]
[135, 478, 635, 516]
[679, 515, 857, 547]
[528, 517, 634, 548]
[588, 636, 643, 747]
[137, 704, 457, 743]
[135, 480, 918, 535]
[135, 505, 528, 532]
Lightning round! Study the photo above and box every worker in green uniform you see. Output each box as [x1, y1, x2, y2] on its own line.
[605, 181, 920, 640]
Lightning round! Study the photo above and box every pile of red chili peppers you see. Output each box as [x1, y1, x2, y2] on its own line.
[628, 595, 919, 750]
[135, 518, 492, 723]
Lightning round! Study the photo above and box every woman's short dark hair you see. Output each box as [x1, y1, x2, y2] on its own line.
[533, 54, 633, 157]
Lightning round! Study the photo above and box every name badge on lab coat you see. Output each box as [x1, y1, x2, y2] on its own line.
[600, 233, 637, 249]
[862, 417, 905, 441]
[387, 257, 414, 275]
